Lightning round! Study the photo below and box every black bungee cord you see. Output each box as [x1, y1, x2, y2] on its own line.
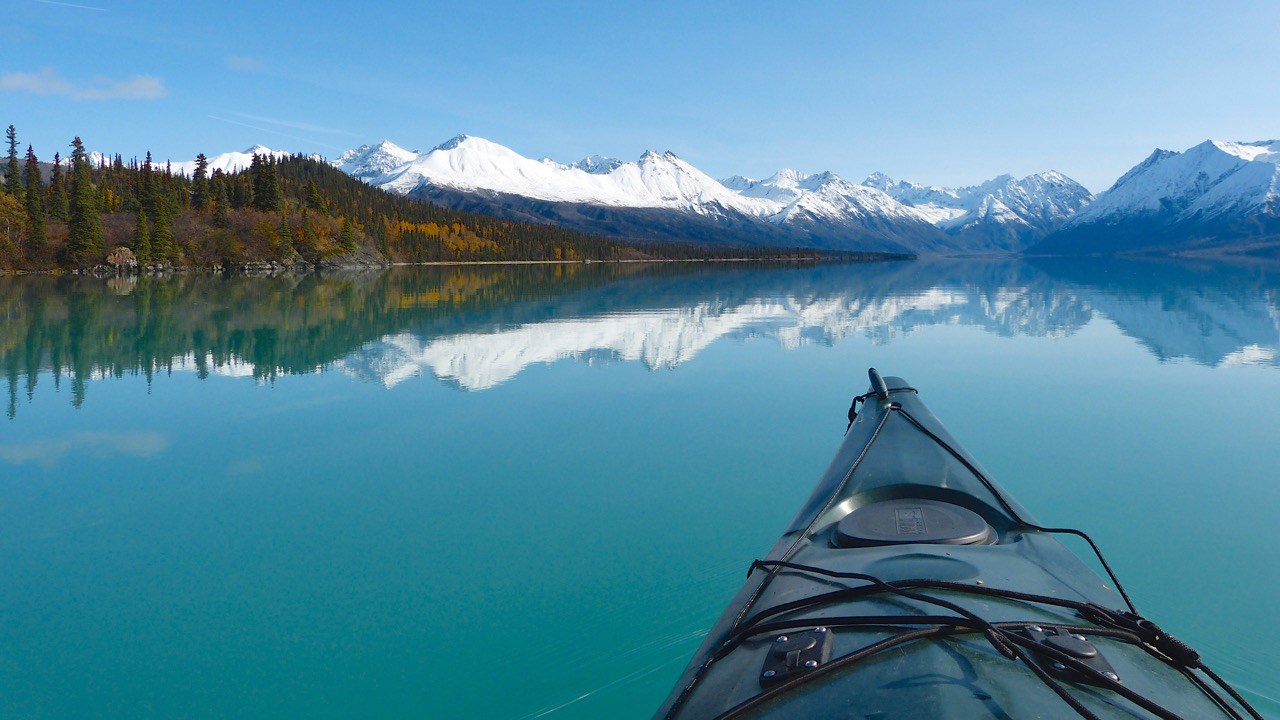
[721, 559, 1262, 720]
[661, 383, 1263, 720]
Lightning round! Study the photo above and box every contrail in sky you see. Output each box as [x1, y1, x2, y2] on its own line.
[35, 0, 108, 11]
[208, 115, 342, 152]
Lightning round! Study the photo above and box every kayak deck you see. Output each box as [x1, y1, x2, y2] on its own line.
[655, 374, 1259, 720]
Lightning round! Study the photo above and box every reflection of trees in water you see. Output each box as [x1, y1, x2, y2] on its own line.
[0, 264, 664, 417]
[3, 259, 1279, 417]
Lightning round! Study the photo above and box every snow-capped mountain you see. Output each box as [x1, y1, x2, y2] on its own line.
[329, 134, 1068, 254]
[57, 151, 110, 167]
[860, 171, 1094, 251]
[333, 140, 420, 182]
[371, 134, 772, 217]
[155, 132, 1280, 256]
[168, 145, 294, 176]
[1036, 139, 1280, 255]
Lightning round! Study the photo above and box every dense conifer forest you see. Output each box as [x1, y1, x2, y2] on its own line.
[0, 126, 889, 273]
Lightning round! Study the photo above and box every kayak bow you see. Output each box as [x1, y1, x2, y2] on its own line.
[655, 369, 1260, 720]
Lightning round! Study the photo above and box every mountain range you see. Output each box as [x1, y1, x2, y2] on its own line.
[184, 135, 1280, 257]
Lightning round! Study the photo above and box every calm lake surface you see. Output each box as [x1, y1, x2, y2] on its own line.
[1, 259, 1277, 719]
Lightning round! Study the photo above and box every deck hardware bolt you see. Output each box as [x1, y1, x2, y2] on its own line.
[775, 636, 789, 643]
[763, 670, 776, 678]
[804, 660, 818, 668]
[815, 627, 827, 633]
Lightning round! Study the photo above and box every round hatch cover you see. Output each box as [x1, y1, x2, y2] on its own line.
[835, 498, 995, 548]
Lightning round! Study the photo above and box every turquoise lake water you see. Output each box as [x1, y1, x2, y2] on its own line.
[1, 259, 1277, 718]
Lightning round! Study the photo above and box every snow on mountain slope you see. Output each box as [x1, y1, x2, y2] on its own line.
[58, 151, 110, 167]
[333, 140, 420, 182]
[571, 155, 624, 174]
[373, 134, 775, 218]
[316, 133, 1094, 253]
[1068, 139, 1280, 225]
[169, 145, 293, 175]
[761, 170, 940, 226]
[863, 171, 1093, 235]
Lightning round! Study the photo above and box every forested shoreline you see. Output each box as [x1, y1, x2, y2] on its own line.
[0, 126, 902, 274]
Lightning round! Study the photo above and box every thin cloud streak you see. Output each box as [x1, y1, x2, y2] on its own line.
[0, 67, 164, 100]
[35, 0, 107, 10]
[207, 115, 342, 152]
[225, 55, 262, 71]
[230, 112, 355, 137]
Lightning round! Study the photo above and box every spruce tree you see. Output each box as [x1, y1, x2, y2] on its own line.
[191, 153, 210, 210]
[23, 146, 46, 252]
[304, 179, 326, 215]
[276, 214, 294, 258]
[150, 201, 176, 263]
[48, 152, 69, 221]
[212, 183, 231, 228]
[251, 153, 282, 212]
[339, 217, 358, 253]
[138, 151, 157, 216]
[248, 154, 262, 208]
[3, 126, 19, 196]
[67, 137, 104, 263]
[133, 210, 152, 264]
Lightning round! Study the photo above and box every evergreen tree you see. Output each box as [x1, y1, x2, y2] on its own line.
[151, 201, 177, 263]
[276, 214, 294, 257]
[23, 146, 46, 252]
[212, 183, 230, 229]
[304, 179, 326, 215]
[48, 152, 69, 221]
[339, 217, 358, 253]
[67, 137, 104, 262]
[297, 209, 322, 259]
[3, 126, 19, 196]
[229, 173, 250, 209]
[133, 210, 152, 264]
[251, 153, 282, 212]
[191, 153, 210, 210]
[138, 151, 157, 216]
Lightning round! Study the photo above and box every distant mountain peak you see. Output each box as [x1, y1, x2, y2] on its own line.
[764, 168, 806, 187]
[572, 155, 623, 174]
[434, 134, 473, 151]
[863, 171, 895, 190]
[1036, 137, 1280, 255]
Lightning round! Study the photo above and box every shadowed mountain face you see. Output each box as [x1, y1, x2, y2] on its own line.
[2, 260, 1278, 413]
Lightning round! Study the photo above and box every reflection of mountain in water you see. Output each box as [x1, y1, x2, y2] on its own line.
[343, 283, 1096, 391]
[338, 260, 1280, 390]
[2, 259, 1278, 414]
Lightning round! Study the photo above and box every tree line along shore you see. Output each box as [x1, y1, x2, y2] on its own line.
[0, 126, 896, 274]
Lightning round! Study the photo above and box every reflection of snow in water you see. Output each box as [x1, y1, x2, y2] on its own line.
[341, 288, 1013, 390]
[1221, 345, 1277, 366]
[336, 282, 1278, 391]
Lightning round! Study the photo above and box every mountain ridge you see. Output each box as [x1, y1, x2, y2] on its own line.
[149, 133, 1280, 257]
[1034, 139, 1280, 255]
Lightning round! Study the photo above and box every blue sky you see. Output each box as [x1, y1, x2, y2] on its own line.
[5, 0, 1278, 191]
